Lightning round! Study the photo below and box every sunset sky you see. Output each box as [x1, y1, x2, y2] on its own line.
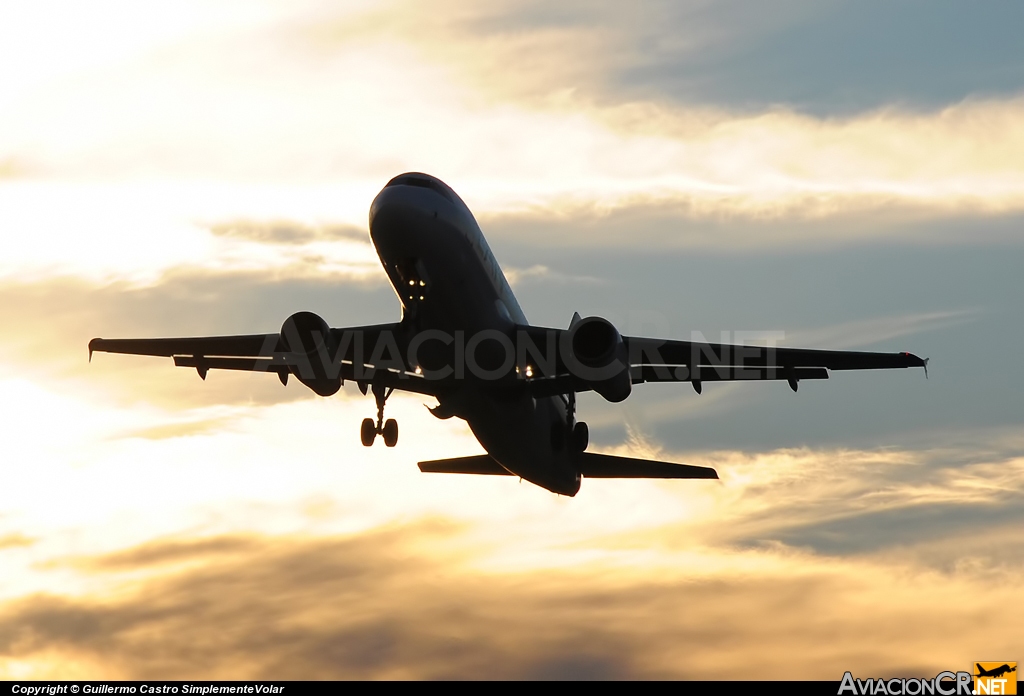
[1, 0, 1022, 679]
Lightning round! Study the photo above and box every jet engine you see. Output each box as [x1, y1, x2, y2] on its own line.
[566, 316, 632, 402]
[280, 311, 342, 396]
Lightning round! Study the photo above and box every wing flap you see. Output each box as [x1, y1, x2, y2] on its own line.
[172, 355, 289, 375]
[632, 365, 828, 383]
[523, 366, 828, 397]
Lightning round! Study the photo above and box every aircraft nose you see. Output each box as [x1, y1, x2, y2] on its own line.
[382, 172, 458, 202]
[369, 173, 465, 241]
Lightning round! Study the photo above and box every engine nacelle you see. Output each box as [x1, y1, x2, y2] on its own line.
[565, 316, 632, 403]
[280, 311, 341, 396]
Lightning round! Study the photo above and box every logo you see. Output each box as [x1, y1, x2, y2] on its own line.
[974, 662, 1017, 695]
[839, 671, 971, 695]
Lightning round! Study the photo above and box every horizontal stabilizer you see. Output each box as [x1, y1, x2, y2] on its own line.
[577, 453, 718, 479]
[418, 455, 512, 475]
[418, 453, 718, 480]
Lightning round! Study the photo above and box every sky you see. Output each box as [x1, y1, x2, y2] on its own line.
[0, 0, 1022, 680]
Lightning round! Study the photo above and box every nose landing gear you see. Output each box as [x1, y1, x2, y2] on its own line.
[360, 381, 399, 447]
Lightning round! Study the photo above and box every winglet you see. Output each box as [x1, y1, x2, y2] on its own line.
[570, 311, 582, 328]
[901, 351, 928, 374]
[88, 338, 99, 363]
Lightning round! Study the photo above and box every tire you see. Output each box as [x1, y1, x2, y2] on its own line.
[360, 418, 376, 447]
[382, 418, 398, 447]
[572, 421, 589, 452]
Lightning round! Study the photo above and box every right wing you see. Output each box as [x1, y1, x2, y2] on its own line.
[89, 333, 288, 379]
[89, 322, 443, 396]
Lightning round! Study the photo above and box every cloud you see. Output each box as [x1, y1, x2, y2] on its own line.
[780, 310, 979, 351]
[0, 534, 36, 551]
[0, 532, 532, 677]
[357, 0, 1024, 115]
[504, 264, 602, 286]
[618, 441, 1024, 568]
[1, 517, 1021, 679]
[0, 157, 34, 179]
[59, 535, 262, 571]
[114, 416, 241, 441]
[609, 1, 1024, 114]
[2, 1, 1023, 268]
[0, 181, 384, 283]
[208, 220, 367, 246]
[481, 197, 1024, 256]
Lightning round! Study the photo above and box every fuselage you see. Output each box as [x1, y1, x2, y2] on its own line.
[368, 173, 581, 495]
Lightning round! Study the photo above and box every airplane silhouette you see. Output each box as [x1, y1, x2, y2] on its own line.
[976, 664, 1017, 679]
[90, 173, 927, 495]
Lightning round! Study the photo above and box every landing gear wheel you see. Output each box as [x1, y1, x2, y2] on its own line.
[363, 381, 397, 448]
[572, 421, 589, 453]
[360, 418, 376, 447]
[382, 418, 398, 447]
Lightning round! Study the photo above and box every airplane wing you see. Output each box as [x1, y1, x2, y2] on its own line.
[515, 324, 927, 396]
[624, 335, 926, 390]
[90, 320, 927, 398]
[89, 322, 442, 396]
[624, 336, 926, 371]
[90, 334, 282, 364]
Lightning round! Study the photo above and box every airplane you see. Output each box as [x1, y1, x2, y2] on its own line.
[89, 172, 928, 496]
[975, 664, 1016, 679]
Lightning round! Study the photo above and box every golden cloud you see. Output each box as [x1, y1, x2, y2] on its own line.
[1, 521, 1021, 680]
[1, 0, 1022, 245]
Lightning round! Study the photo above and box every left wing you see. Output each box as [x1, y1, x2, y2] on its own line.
[624, 335, 926, 371]
[623, 335, 926, 391]
[514, 323, 927, 396]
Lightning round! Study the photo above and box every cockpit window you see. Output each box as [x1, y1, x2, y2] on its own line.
[385, 173, 454, 203]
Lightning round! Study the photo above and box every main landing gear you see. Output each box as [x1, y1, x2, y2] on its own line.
[551, 391, 589, 453]
[568, 390, 589, 453]
[571, 420, 589, 453]
[361, 381, 398, 447]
